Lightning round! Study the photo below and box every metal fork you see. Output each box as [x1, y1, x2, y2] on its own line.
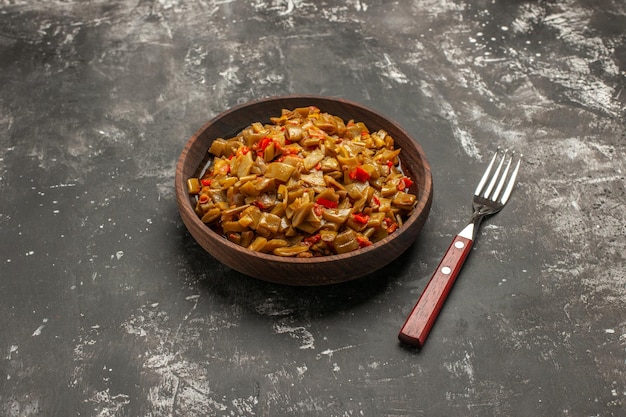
[398, 149, 521, 349]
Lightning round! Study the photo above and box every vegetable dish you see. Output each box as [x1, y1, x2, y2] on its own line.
[187, 106, 418, 257]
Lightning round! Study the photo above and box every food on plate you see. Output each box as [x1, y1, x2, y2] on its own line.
[187, 106, 418, 257]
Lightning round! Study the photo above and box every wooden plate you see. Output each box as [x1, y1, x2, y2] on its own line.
[175, 95, 432, 285]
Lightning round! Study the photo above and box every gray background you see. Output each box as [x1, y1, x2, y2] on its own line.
[1, 1, 625, 416]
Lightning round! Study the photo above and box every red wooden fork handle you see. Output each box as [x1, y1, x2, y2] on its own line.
[398, 233, 474, 348]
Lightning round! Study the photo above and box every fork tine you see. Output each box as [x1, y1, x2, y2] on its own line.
[490, 153, 513, 201]
[500, 155, 521, 204]
[482, 149, 507, 198]
[474, 151, 499, 196]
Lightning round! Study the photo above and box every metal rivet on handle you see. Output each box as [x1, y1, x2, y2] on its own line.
[441, 266, 451, 275]
[454, 241, 465, 249]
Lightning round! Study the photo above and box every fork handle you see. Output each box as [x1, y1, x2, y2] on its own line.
[398, 228, 474, 348]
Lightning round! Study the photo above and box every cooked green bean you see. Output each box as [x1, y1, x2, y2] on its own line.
[188, 106, 418, 257]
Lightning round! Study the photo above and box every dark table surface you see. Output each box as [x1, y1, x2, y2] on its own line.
[1, 1, 625, 416]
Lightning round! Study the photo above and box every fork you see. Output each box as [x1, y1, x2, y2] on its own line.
[398, 149, 521, 348]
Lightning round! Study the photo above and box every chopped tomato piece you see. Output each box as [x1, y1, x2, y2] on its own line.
[316, 197, 338, 209]
[349, 166, 370, 182]
[352, 213, 370, 224]
[259, 136, 272, 150]
[397, 177, 414, 190]
[255, 136, 274, 157]
[383, 217, 395, 228]
[304, 234, 321, 245]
